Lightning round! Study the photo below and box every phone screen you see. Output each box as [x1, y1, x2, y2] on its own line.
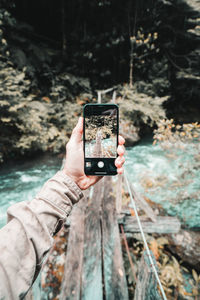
[84, 104, 118, 175]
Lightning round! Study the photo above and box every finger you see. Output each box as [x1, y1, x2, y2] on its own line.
[73, 116, 83, 134]
[117, 145, 125, 156]
[117, 167, 124, 174]
[115, 156, 125, 168]
[118, 135, 125, 145]
[71, 117, 83, 142]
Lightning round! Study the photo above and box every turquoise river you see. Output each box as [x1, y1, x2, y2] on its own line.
[0, 139, 200, 229]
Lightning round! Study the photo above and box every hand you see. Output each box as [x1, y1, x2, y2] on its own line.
[63, 117, 125, 190]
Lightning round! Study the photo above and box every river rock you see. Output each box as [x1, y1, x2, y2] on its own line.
[168, 229, 200, 271]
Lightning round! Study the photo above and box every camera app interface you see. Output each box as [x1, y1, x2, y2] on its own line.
[85, 107, 117, 158]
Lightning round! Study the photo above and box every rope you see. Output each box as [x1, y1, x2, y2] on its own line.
[124, 169, 167, 300]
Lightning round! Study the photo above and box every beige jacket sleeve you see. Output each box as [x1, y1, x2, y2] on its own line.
[0, 171, 84, 300]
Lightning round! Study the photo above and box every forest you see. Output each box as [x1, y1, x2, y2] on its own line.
[0, 0, 199, 163]
[0, 0, 200, 299]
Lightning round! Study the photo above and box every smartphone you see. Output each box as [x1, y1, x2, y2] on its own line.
[83, 103, 119, 176]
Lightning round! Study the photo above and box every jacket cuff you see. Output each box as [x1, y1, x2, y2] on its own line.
[36, 171, 84, 216]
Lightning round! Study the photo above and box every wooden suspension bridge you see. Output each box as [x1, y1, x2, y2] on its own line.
[61, 87, 180, 298]
[57, 174, 180, 300]
[27, 88, 181, 299]
[58, 88, 181, 299]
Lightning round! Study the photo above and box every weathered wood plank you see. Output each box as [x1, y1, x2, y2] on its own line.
[81, 181, 104, 300]
[134, 251, 162, 300]
[116, 174, 122, 214]
[129, 182, 157, 223]
[118, 215, 181, 234]
[60, 191, 88, 300]
[102, 177, 129, 300]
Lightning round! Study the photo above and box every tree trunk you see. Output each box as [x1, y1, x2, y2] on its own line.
[61, 0, 67, 53]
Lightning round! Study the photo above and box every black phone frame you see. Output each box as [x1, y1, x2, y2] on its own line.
[83, 103, 119, 176]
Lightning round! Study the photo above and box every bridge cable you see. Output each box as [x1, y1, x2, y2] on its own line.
[124, 169, 167, 300]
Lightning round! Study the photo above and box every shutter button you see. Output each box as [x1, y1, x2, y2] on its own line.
[98, 161, 104, 168]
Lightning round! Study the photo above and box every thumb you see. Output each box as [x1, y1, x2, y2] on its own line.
[71, 117, 83, 143]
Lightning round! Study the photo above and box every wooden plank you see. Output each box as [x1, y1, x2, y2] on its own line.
[102, 177, 129, 300]
[81, 181, 104, 300]
[60, 191, 88, 300]
[118, 215, 181, 234]
[129, 181, 157, 223]
[134, 251, 162, 300]
[116, 174, 122, 214]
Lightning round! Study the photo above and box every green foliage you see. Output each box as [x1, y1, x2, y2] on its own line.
[118, 85, 168, 128]
[0, 54, 81, 162]
[0, 5, 86, 163]
[85, 115, 116, 140]
[153, 119, 200, 147]
[129, 29, 159, 76]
